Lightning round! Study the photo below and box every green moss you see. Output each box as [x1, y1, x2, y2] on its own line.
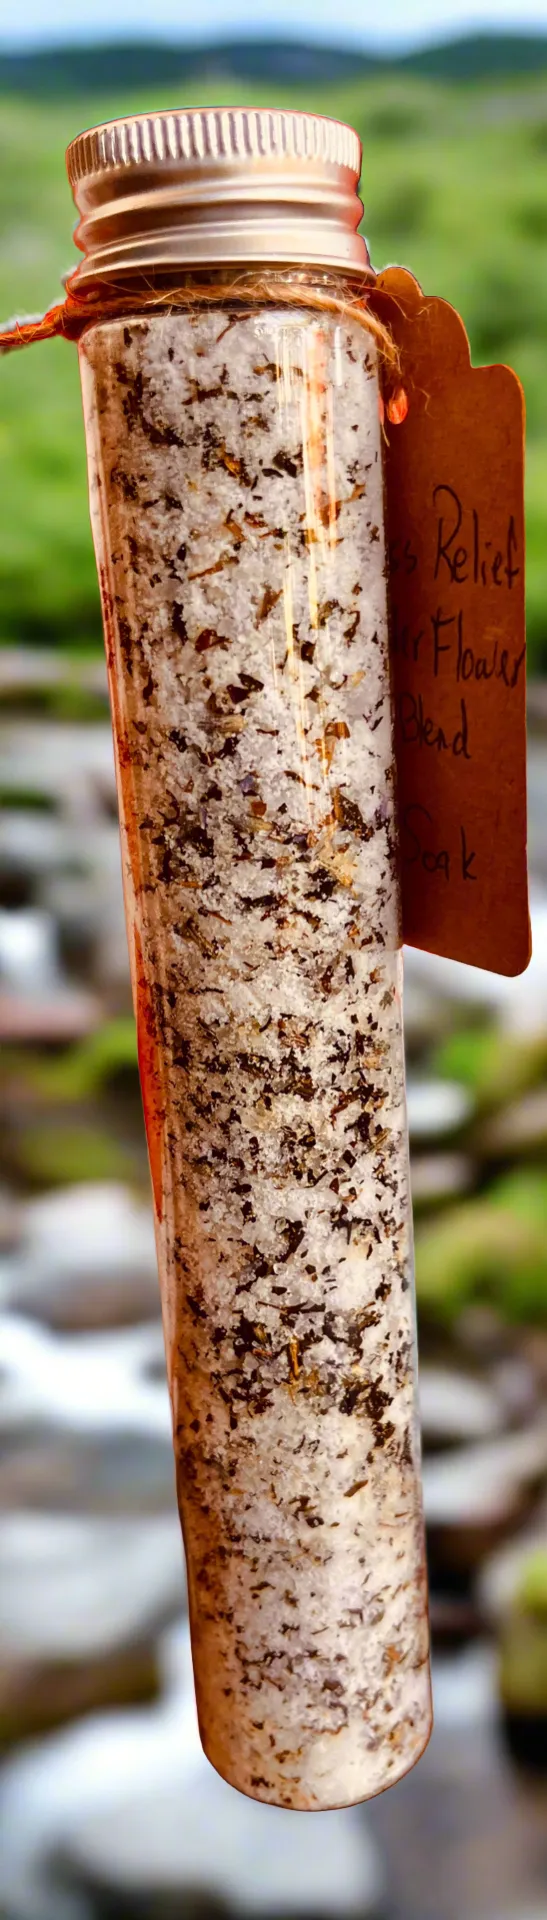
[500, 1606, 547, 1713]
[518, 1550, 547, 1620]
[433, 1029, 547, 1111]
[7, 1019, 138, 1103]
[18, 1122, 134, 1185]
[416, 1170, 547, 1324]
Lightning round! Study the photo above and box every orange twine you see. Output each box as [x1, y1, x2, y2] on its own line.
[0, 267, 407, 419]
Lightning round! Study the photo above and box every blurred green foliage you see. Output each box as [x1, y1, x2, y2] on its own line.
[1, 1022, 143, 1189]
[500, 1554, 547, 1711]
[518, 1549, 547, 1619]
[1, 75, 547, 659]
[434, 1028, 547, 1112]
[416, 1168, 547, 1324]
[18, 1120, 136, 1185]
[18, 1017, 139, 1101]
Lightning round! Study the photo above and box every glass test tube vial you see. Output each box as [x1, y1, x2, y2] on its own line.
[69, 106, 432, 1809]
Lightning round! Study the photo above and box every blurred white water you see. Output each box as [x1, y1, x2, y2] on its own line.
[0, 1624, 385, 1920]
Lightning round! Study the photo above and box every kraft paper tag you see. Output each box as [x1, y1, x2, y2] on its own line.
[373, 267, 530, 977]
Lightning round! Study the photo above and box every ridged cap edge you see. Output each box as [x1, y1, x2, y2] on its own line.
[67, 107, 361, 189]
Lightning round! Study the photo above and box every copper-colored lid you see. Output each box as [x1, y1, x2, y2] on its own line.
[66, 106, 370, 283]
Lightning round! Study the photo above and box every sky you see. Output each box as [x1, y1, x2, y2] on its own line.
[2, 0, 547, 47]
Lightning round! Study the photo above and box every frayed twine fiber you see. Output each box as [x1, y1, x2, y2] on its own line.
[0, 267, 405, 413]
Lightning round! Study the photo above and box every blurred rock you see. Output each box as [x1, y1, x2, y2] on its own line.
[0, 713, 128, 998]
[478, 1517, 547, 1627]
[0, 905, 101, 1039]
[403, 889, 547, 1036]
[0, 1626, 385, 1920]
[527, 720, 547, 884]
[0, 809, 76, 890]
[0, 720, 116, 819]
[0, 1187, 21, 1252]
[1, 1181, 159, 1328]
[86, 1894, 230, 1920]
[0, 646, 109, 706]
[0, 1513, 184, 1660]
[411, 1152, 474, 1209]
[431, 1641, 498, 1730]
[476, 1087, 547, 1159]
[493, 891, 547, 1041]
[0, 1317, 169, 1438]
[0, 985, 101, 1044]
[491, 1357, 541, 1427]
[0, 808, 122, 973]
[0, 906, 58, 992]
[0, 1640, 160, 1749]
[423, 1426, 547, 1575]
[407, 1080, 473, 1141]
[403, 941, 512, 1015]
[520, 1328, 547, 1392]
[419, 1365, 503, 1447]
[457, 1306, 518, 1364]
[42, 870, 106, 978]
[371, 1642, 547, 1920]
[45, 849, 128, 999]
[68, 1775, 385, 1919]
[402, 973, 453, 1051]
[0, 1425, 175, 1515]
[428, 1593, 483, 1650]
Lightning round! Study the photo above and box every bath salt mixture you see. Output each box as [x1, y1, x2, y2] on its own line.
[80, 302, 431, 1810]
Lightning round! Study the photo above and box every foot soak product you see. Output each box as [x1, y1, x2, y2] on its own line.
[65, 108, 433, 1807]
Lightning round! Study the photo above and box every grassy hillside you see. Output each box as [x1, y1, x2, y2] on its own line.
[2, 71, 547, 663]
[2, 32, 547, 93]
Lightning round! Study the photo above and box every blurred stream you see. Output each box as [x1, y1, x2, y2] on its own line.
[0, 653, 546, 1920]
